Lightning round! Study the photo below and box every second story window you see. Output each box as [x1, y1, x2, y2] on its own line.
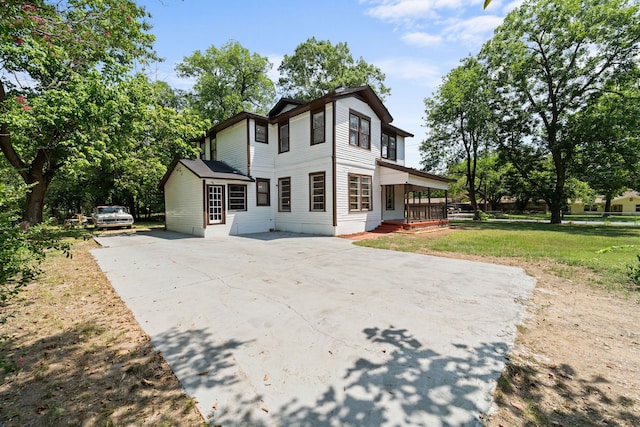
[311, 108, 325, 145]
[255, 121, 268, 143]
[349, 111, 370, 149]
[381, 133, 397, 160]
[279, 121, 289, 153]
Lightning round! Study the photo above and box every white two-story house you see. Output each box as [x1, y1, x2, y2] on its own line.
[160, 86, 453, 237]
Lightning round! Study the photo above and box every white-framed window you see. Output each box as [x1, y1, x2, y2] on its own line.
[385, 185, 394, 210]
[207, 185, 224, 224]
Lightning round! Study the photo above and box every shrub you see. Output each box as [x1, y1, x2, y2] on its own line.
[627, 254, 640, 288]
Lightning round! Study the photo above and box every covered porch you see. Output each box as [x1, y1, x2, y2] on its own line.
[377, 160, 455, 231]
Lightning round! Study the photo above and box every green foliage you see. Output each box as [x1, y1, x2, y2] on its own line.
[0, 0, 157, 224]
[627, 255, 640, 288]
[422, 56, 495, 214]
[0, 182, 69, 301]
[481, 0, 640, 224]
[176, 40, 276, 124]
[278, 37, 390, 102]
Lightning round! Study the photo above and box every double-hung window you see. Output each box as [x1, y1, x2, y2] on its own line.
[381, 133, 397, 160]
[349, 174, 372, 211]
[278, 177, 291, 212]
[256, 178, 270, 206]
[311, 108, 325, 145]
[255, 121, 268, 143]
[279, 121, 290, 153]
[349, 111, 370, 149]
[228, 185, 247, 211]
[309, 172, 325, 211]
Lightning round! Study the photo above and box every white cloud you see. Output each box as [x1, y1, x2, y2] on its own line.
[401, 32, 442, 47]
[376, 57, 442, 89]
[363, 0, 486, 24]
[502, 0, 524, 14]
[442, 15, 503, 44]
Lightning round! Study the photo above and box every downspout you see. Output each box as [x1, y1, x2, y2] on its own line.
[332, 100, 337, 228]
[246, 119, 251, 177]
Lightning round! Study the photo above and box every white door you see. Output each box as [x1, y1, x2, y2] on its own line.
[207, 185, 224, 224]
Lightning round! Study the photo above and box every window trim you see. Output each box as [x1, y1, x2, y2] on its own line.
[278, 121, 290, 153]
[381, 133, 397, 161]
[227, 184, 247, 211]
[348, 110, 371, 150]
[348, 174, 373, 212]
[310, 107, 325, 145]
[309, 172, 326, 212]
[255, 121, 268, 144]
[278, 177, 291, 212]
[256, 178, 270, 207]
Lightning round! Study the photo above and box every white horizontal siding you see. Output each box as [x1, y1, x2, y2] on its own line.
[165, 165, 205, 237]
[216, 121, 248, 174]
[334, 98, 383, 234]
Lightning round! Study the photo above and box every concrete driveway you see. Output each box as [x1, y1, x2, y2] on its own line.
[92, 230, 534, 427]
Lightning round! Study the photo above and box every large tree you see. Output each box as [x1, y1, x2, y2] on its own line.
[0, 0, 156, 224]
[176, 40, 276, 124]
[278, 37, 390, 101]
[421, 57, 495, 220]
[569, 84, 640, 213]
[46, 76, 206, 220]
[481, 0, 640, 223]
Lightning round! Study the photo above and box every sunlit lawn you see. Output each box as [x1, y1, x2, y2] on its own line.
[356, 221, 640, 289]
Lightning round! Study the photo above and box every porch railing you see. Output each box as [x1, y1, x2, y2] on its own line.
[406, 204, 447, 221]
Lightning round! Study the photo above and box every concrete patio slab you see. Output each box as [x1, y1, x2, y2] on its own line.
[91, 230, 534, 426]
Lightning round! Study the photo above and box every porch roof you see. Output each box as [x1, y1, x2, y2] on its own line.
[377, 160, 454, 190]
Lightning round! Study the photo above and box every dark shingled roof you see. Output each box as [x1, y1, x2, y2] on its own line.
[159, 158, 254, 188]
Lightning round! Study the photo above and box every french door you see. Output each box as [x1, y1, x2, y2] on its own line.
[207, 185, 224, 224]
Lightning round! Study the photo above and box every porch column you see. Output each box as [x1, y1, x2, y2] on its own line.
[404, 184, 409, 224]
[445, 190, 448, 219]
[427, 188, 431, 220]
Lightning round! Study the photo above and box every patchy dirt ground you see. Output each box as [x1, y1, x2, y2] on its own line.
[1, 228, 639, 426]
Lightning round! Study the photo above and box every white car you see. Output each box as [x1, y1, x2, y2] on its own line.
[92, 205, 134, 229]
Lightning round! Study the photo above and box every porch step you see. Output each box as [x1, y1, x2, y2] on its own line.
[374, 220, 450, 234]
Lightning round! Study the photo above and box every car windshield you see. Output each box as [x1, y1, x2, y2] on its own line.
[97, 206, 126, 214]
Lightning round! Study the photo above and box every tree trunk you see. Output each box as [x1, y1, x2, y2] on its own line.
[604, 195, 612, 216]
[24, 178, 49, 224]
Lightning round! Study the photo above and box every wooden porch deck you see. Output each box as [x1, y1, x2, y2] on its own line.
[375, 219, 450, 233]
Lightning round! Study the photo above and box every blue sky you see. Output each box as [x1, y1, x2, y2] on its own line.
[139, 0, 522, 168]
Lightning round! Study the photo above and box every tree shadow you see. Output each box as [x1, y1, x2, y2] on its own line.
[271, 326, 510, 426]
[496, 360, 640, 426]
[0, 323, 248, 425]
[452, 221, 640, 238]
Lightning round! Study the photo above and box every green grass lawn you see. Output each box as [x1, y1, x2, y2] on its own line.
[356, 221, 640, 291]
[500, 212, 640, 223]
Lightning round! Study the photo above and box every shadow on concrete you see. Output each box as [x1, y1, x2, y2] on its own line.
[0, 323, 248, 425]
[276, 326, 506, 426]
